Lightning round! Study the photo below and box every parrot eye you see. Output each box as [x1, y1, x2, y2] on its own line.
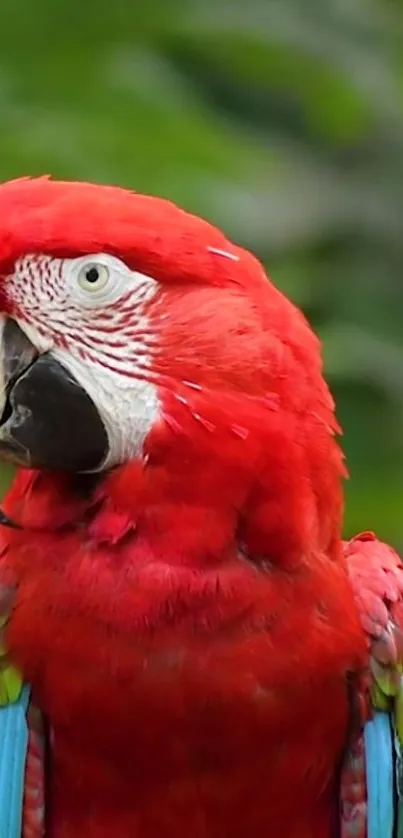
[63, 252, 158, 310]
[77, 262, 110, 294]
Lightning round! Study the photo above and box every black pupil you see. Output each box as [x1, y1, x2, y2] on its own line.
[85, 267, 99, 284]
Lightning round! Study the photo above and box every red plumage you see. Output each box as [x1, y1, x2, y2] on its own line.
[0, 177, 395, 838]
[2, 468, 366, 838]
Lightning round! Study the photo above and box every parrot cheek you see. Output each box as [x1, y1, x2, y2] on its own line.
[0, 318, 109, 471]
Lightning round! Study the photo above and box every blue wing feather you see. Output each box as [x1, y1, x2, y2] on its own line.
[0, 685, 30, 838]
[364, 711, 394, 838]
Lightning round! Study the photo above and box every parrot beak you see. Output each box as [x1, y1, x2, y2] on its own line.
[0, 318, 109, 471]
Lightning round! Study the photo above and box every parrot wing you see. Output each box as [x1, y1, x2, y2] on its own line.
[342, 531, 403, 838]
[344, 532, 403, 716]
[0, 539, 45, 838]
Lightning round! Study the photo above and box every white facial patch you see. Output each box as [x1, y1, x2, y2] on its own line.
[0, 316, 7, 422]
[9, 253, 161, 468]
[52, 346, 159, 469]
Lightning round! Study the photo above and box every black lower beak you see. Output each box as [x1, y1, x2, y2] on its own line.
[0, 319, 109, 471]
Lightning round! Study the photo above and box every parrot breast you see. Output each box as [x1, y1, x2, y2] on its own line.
[0, 467, 367, 838]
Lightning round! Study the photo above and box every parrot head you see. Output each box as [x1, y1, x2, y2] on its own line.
[0, 176, 344, 564]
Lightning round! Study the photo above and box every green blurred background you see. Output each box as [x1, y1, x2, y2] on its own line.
[0, 0, 402, 545]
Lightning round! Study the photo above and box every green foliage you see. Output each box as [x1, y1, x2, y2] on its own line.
[0, 0, 402, 542]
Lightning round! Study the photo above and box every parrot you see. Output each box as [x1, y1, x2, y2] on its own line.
[0, 176, 400, 838]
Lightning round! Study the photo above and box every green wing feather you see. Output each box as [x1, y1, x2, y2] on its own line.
[0, 614, 23, 706]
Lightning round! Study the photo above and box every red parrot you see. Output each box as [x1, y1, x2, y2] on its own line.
[0, 176, 400, 838]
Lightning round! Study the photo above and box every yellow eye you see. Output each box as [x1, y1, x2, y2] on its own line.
[77, 262, 110, 293]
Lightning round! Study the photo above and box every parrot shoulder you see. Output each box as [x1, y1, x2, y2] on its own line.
[342, 532, 403, 838]
[343, 531, 403, 716]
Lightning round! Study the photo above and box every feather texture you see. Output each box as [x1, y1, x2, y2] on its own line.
[0, 466, 366, 838]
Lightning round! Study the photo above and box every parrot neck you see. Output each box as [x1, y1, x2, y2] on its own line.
[3, 426, 343, 571]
